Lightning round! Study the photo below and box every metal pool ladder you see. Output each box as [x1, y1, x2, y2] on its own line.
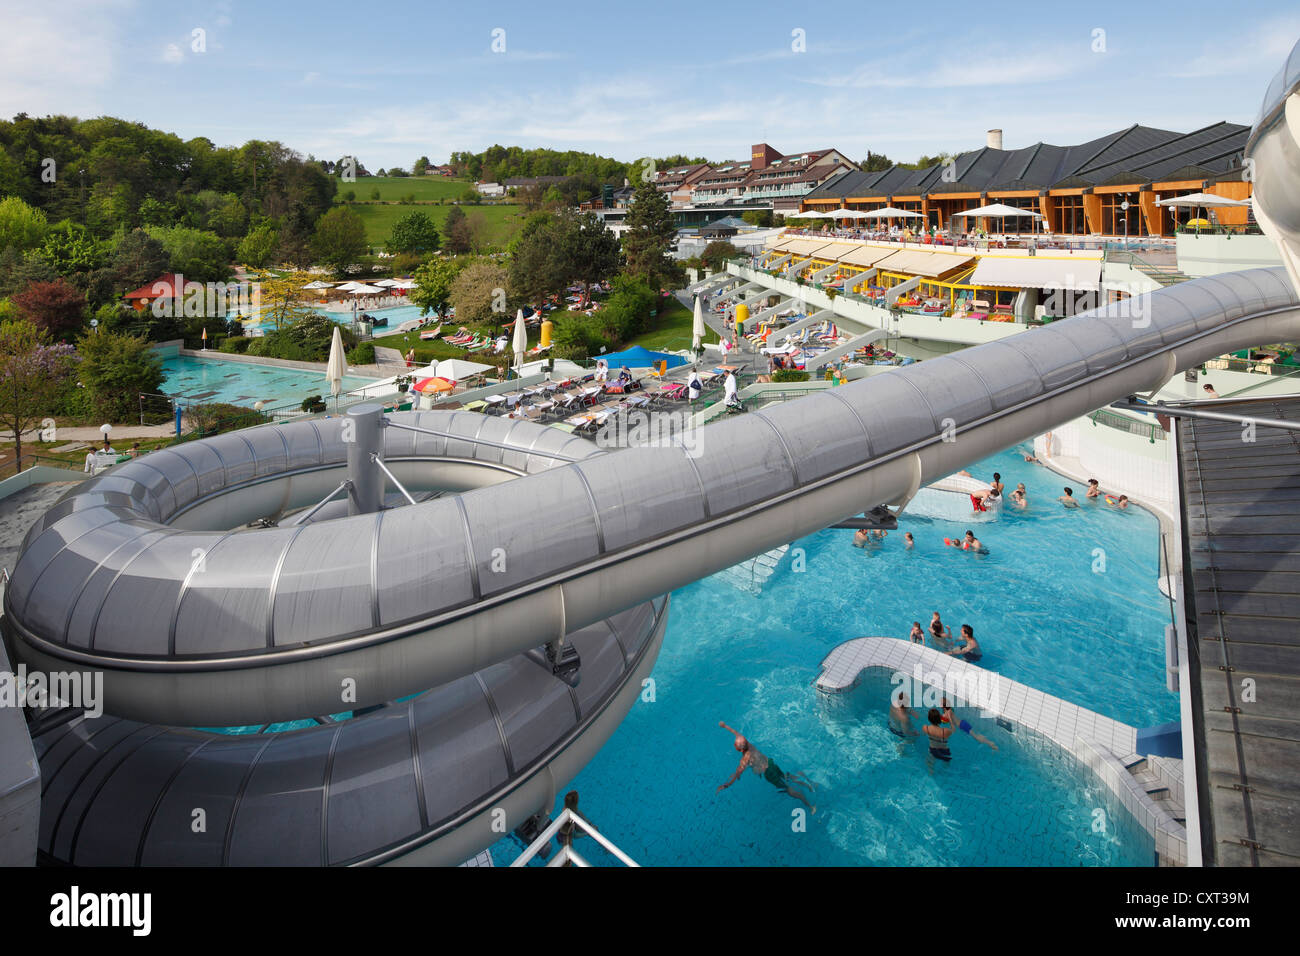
[510, 808, 640, 867]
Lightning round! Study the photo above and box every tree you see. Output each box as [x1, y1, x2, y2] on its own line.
[0, 197, 48, 251]
[237, 221, 280, 269]
[621, 178, 679, 297]
[254, 272, 319, 331]
[701, 240, 741, 273]
[74, 328, 165, 422]
[12, 278, 87, 340]
[387, 210, 440, 255]
[110, 229, 170, 293]
[0, 319, 76, 467]
[449, 259, 510, 326]
[413, 156, 431, 175]
[34, 221, 107, 278]
[311, 207, 367, 273]
[861, 150, 893, 172]
[442, 205, 473, 254]
[145, 225, 231, 283]
[410, 256, 469, 316]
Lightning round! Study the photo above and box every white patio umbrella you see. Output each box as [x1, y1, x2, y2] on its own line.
[951, 203, 1044, 219]
[326, 326, 347, 409]
[831, 208, 873, 219]
[792, 209, 831, 219]
[1154, 193, 1250, 208]
[860, 206, 924, 219]
[512, 309, 528, 371]
[302, 280, 332, 290]
[691, 294, 706, 352]
[372, 278, 402, 288]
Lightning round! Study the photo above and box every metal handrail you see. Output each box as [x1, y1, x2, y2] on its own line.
[1086, 407, 1166, 443]
[509, 807, 638, 867]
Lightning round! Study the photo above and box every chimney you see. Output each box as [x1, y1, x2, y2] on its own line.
[987, 129, 1003, 150]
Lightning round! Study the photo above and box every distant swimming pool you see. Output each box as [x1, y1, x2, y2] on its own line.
[494, 442, 1171, 866]
[234, 303, 428, 336]
[159, 355, 376, 408]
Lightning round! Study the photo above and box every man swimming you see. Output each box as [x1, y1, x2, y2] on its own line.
[716, 722, 816, 811]
[889, 690, 919, 737]
[959, 530, 983, 551]
[1058, 487, 1079, 508]
[946, 624, 983, 662]
[852, 528, 871, 548]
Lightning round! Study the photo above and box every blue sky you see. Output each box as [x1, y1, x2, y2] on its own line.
[2, 0, 1298, 170]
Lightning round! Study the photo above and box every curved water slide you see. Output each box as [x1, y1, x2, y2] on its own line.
[9, 269, 1300, 731]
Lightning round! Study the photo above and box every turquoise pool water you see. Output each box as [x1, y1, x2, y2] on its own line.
[235, 303, 427, 336]
[495, 442, 1171, 866]
[160, 355, 376, 408]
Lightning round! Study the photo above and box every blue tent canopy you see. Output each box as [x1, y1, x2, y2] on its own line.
[597, 346, 688, 370]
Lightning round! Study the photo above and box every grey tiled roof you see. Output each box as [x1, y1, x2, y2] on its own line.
[804, 123, 1251, 200]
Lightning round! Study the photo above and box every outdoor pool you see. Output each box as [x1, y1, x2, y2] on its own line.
[159, 355, 377, 409]
[493, 442, 1172, 866]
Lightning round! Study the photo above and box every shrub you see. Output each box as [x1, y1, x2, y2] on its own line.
[772, 369, 810, 383]
[347, 341, 376, 365]
[220, 337, 251, 354]
[184, 401, 268, 437]
[74, 329, 165, 422]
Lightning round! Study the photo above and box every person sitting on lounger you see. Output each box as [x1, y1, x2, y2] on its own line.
[716, 722, 815, 812]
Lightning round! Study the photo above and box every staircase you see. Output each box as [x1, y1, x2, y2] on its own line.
[1123, 754, 1186, 827]
[715, 544, 790, 594]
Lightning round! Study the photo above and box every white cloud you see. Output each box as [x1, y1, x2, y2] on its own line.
[162, 43, 184, 65]
[0, 2, 134, 117]
[1165, 17, 1300, 79]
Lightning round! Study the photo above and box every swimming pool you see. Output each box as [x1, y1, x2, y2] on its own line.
[493, 442, 1172, 865]
[159, 355, 377, 408]
[234, 303, 427, 336]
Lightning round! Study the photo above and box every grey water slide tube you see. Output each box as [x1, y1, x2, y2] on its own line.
[5, 269, 1300, 729]
[31, 598, 667, 867]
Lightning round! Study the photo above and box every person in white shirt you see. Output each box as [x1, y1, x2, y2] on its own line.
[688, 371, 702, 402]
[723, 371, 739, 408]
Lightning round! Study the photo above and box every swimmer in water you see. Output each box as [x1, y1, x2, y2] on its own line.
[929, 612, 953, 646]
[946, 624, 983, 662]
[853, 528, 871, 548]
[1085, 478, 1102, 499]
[904, 532, 914, 549]
[1010, 482, 1027, 509]
[960, 529, 983, 551]
[941, 698, 998, 751]
[908, 621, 925, 644]
[1113, 494, 1129, 510]
[1058, 487, 1079, 508]
[716, 722, 816, 811]
[889, 689, 919, 737]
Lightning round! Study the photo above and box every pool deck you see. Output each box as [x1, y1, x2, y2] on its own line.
[817, 637, 1189, 863]
[1178, 395, 1300, 866]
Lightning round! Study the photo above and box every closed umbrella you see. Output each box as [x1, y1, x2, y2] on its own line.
[512, 309, 528, 372]
[692, 294, 706, 352]
[326, 326, 347, 409]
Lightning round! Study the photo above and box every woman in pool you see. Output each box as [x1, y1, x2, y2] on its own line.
[908, 621, 925, 644]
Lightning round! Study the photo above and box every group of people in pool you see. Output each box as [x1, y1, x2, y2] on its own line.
[1057, 478, 1129, 510]
[890, 694, 998, 762]
[910, 613, 982, 661]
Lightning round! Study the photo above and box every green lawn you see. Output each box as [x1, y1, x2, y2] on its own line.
[625, 298, 718, 352]
[349, 202, 525, 250]
[338, 176, 474, 202]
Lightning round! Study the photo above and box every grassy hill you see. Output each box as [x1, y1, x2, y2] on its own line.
[350, 202, 524, 250]
[338, 176, 473, 202]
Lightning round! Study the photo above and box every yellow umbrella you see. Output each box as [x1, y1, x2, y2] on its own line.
[1186, 218, 1211, 229]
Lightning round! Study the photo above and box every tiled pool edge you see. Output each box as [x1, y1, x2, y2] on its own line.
[816, 637, 1187, 865]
